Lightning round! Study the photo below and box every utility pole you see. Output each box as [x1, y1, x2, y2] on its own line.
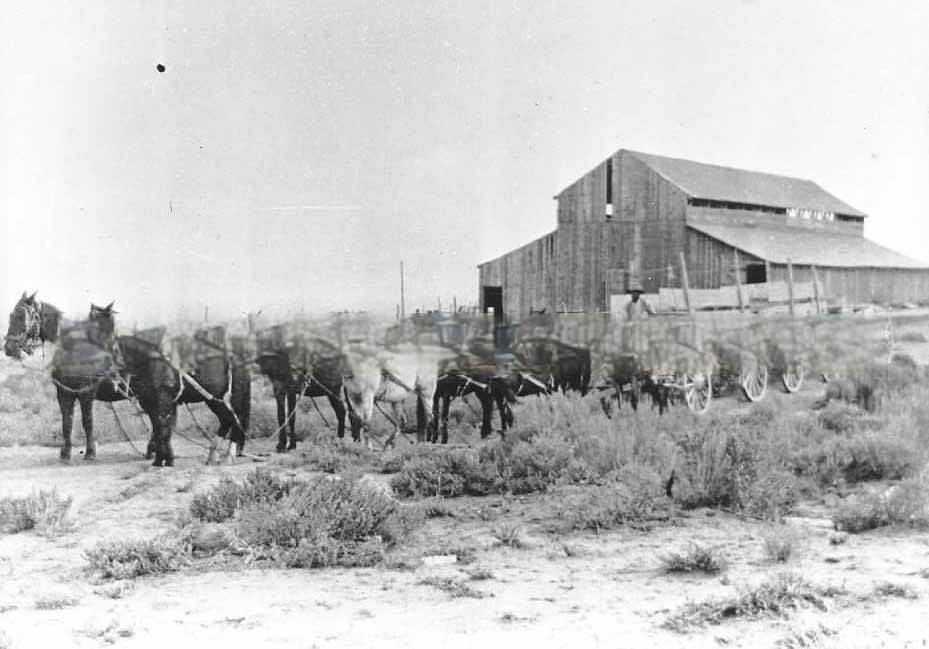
[400, 261, 406, 320]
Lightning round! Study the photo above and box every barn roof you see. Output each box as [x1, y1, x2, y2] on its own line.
[627, 150, 867, 217]
[688, 222, 929, 269]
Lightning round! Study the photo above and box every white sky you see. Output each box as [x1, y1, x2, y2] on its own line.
[3, 0, 928, 326]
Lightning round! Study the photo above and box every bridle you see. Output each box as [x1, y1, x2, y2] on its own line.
[5, 301, 42, 356]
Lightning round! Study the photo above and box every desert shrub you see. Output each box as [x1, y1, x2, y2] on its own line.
[664, 572, 843, 632]
[389, 448, 493, 497]
[189, 469, 297, 522]
[833, 479, 929, 532]
[558, 468, 669, 532]
[491, 522, 527, 548]
[0, 489, 74, 536]
[478, 432, 574, 494]
[868, 581, 919, 600]
[816, 402, 870, 434]
[660, 543, 726, 574]
[280, 441, 381, 474]
[85, 536, 189, 579]
[897, 331, 927, 344]
[234, 476, 422, 568]
[761, 524, 804, 562]
[671, 417, 797, 518]
[791, 420, 919, 488]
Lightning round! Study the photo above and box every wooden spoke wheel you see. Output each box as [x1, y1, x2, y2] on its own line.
[782, 364, 805, 393]
[681, 373, 712, 414]
[740, 364, 768, 402]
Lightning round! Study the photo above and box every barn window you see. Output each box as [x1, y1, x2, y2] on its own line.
[745, 263, 767, 284]
[605, 158, 613, 218]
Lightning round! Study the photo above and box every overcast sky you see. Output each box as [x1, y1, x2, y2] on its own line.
[3, 0, 928, 326]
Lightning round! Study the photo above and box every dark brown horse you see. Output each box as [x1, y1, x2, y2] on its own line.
[432, 356, 500, 443]
[487, 337, 593, 432]
[254, 326, 348, 451]
[5, 294, 122, 461]
[141, 326, 252, 463]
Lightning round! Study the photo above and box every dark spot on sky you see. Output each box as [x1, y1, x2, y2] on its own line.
[156, 64, 166, 73]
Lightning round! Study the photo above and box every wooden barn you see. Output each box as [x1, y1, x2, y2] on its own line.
[478, 149, 929, 316]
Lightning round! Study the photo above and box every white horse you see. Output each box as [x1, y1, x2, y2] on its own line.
[342, 342, 455, 447]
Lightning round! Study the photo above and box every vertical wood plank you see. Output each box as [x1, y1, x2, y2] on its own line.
[787, 258, 796, 317]
[811, 265, 822, 315]
[679, 251, 693, 315]
[734, 249, 744, 312]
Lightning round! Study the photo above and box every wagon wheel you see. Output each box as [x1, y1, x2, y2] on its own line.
[681, 373, 712, 414]
[782, 363, 805, 393]
[740, 364, 768, 402]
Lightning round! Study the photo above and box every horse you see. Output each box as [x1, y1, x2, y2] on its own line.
[488, 337, 593, 432]
[342, 342, 454, 447]
[5, 293, 250, 466]
[597, 352, 672, 417]
[5, 294, 122, 461]
[148, 326, 252, 463]
[432, 357, 498, 443]
[254, 326, 348, 452]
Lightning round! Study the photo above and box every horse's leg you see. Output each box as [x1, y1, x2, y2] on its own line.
[232, 365, 250, 457]
[154, 406, 177, 467]
[439, 392, 451, 443]
[56, 387, 76, 461]
[328, 393, 347, 439]
[79, 391, 97, 461]
[287, 391, 298, 450]
[202, 400, 233, 465]
[386, 400, 404, 448]
[274, 390, 288, 452]
[476, 389, 493, 439]
[415, 393, 427, 443]
[145, 431, 156, 460]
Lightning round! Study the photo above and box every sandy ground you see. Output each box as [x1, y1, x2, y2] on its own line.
[1, 424, 928, 649]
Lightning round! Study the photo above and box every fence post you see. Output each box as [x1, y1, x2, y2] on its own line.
[787, 258, 796, 318]
[734, 249, 744, 313]
[811, 265, 822, 315]
[679, 251, 693, 315]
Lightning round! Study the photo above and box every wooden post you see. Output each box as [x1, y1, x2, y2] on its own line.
[787, 258, 796, 318]
[811, 265, 822, 315]
[734, 249, 744, 313]
[679, 252, 693, 315]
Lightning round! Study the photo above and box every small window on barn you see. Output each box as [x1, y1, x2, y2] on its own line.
[745, 263, 767, 284]
[605, 158, 613, 219]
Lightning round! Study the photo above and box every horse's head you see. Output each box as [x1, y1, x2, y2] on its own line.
[88, 301, 118, 351]
[4, 291, 41, 359]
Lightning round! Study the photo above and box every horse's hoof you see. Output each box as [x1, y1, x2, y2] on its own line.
[84, 454, 96, 462]
[275, 446, 286, 453]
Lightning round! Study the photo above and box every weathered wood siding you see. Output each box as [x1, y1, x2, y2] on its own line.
[686, 228, 929, 304]
[478, 231, 558, 315]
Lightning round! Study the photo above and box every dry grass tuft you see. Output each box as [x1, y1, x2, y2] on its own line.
[417, 576, 492, 599]
[0, 489, 74, 536]
[664, 573, 845, 632]
[660, 543, 727, 574]
[761, 524, 804, 563]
